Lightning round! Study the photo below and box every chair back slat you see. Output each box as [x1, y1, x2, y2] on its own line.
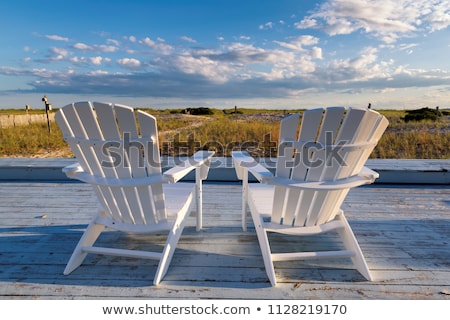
[137, 111, 166, 222]
[271, 113, 299, 223]
[137, 110, 161, 176]
[350, 112, 389, 176]
[137, 111, 166, 221]
[306, 107, 347, 181]
[275, 113, 300, 179]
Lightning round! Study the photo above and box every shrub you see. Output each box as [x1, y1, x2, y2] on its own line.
[403, 107, 438, 122]
[183, 107, 214, 115]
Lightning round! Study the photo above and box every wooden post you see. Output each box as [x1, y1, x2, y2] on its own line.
[42, 96, 51, 134]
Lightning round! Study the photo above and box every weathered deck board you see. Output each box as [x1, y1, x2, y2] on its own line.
[0, 181, 449, 299]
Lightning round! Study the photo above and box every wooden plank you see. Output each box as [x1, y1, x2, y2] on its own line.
[0, 182, 449, 299]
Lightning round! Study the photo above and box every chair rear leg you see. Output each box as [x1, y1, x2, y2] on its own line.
[64, 219, 105, 275]
[153, 199, 191, 285]
[336, 212, 373, 281]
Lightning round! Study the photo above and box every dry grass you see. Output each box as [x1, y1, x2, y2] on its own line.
[0, 121, 71, 158]
[375, 110, 450, 159]
[1, 109, 449, 159]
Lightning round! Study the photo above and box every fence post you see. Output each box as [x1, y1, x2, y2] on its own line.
[42, 96, 51, 134]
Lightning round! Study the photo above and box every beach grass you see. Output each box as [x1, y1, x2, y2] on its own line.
[1, 108, 449, 159]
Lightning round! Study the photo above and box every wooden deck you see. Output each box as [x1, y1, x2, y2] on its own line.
[0, 181, 449, 299]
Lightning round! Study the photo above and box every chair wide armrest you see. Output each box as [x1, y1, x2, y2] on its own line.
[163, 150, 214, 183]
[64, 168, 167, 187]
[360, 166, 379, 181]
[272, 168, 379, 191]
[62, 162, 83, 177]
[232, 151, 273, 183]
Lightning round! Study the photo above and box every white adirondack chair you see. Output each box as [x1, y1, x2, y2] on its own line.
[55, 101, 214, 285]
[232, 107, 388, 286]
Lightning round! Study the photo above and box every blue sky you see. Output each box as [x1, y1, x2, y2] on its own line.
[1, 0, 450, 110]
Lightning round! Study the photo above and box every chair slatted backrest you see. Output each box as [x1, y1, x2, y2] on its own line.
[55, 101, 167, 226]
[272, 107, 388, 227]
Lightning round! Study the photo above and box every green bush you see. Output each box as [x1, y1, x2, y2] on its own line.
[182, 107, 214, 115]
[403, 107, 439, 122]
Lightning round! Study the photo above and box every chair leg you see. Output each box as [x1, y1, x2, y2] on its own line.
[242, 169, 249, 231]
[153, 196, 192, 285]
[64, 214, 105, 275]
[195, 168, 202, 231]
[248, 196, 277, 286]
[336, 212, 373, 281]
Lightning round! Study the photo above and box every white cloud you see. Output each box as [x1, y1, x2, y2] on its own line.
[274, 35, 320, 52]
[295, 18, 318, 29]
[424, 1, 450, 31]
[141, 37, 174, 54]
[45, 34, 69, 41]
[96, 45, 118, 53]
[90, 56, 103, 65]
[142, 37, 155, 47]
[88, 70, 109, 76]
[72, 42, 117, 53]
[172, 40, 325, 83]
[180, 36, 197, 43]
[50, 47, 69, 60]
[173, 54, 235, 83]
[69, 57, 80, 63]
[311, 47, 323, 60]
[117, 58, 142, 69]
[296, 0, 450, 43]
[259, 22, 273, 30]
[397, 43, 419, 52]
[73, 43, 91, 50]
[323, 46, 398, 83]
[106, 39, 120, 46]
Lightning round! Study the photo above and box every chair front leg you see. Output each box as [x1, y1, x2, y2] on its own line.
[195, 167, 203, 231]
[242, 168, 249, 231]
[64, 210, 106, 275]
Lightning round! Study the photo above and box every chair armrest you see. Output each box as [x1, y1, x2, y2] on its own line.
[232, 151, 273, 183]
[360, 166, 379, 181]
[64, 167, 166, 187]
[62, 162, 82, 175]
[61, 152, 214, 185]
[163, 150, 214, 183]
[271, 167, 379, 191]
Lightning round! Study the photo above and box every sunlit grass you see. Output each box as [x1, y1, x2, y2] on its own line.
[0, 122, 71, 157]
[1, 108, 449, 159]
